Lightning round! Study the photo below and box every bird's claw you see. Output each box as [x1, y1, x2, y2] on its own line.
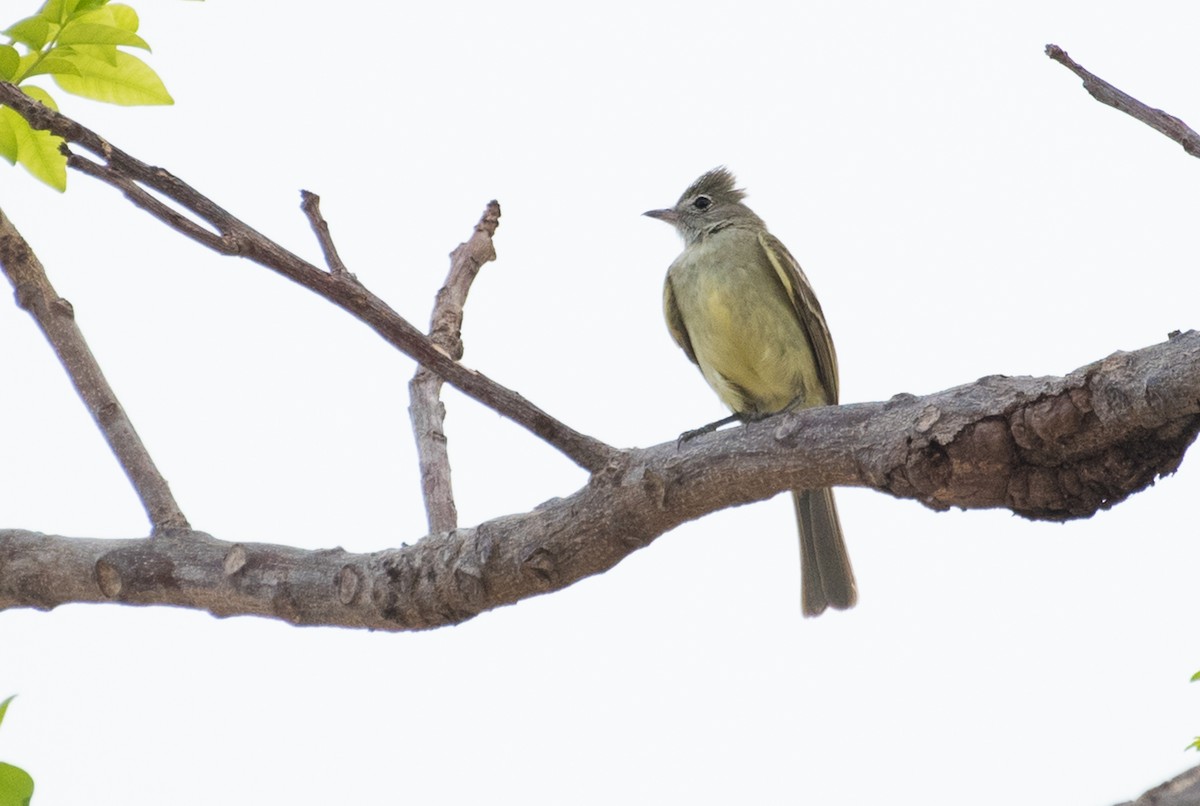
[675, 413, 743, 448]
[677, 423, 718, 447]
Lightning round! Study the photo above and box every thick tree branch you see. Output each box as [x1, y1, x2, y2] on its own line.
[409, 201, 502, 533]
[0, 82, 617, 473]
[0, 207, 188, 531]
[1046, 44, 1200, 157]
[3, 332, 1196, 630]
[1116, 763, 1200, 806]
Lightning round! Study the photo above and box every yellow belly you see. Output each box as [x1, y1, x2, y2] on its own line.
[687, 276, 822, 416]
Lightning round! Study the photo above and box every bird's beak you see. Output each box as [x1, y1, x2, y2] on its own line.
[643, 208, 679, 223]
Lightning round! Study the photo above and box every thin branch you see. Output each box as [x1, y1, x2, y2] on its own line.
[68, 154, 227, 251]
[0, 82, 618, 473]
[1045, 44, 1200, 157]
[3, 331, 1198, 630]
[409, 201, 502, 533]
[0, 207, 188, 531]
[299, 191, 350, 276]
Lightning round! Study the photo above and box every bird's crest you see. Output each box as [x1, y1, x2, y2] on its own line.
[678, 166, 746, 205]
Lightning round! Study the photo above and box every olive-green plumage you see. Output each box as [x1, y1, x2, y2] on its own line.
[646, 167, 856, 616]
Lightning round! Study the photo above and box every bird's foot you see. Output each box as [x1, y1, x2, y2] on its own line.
[676, 413, 743, 447]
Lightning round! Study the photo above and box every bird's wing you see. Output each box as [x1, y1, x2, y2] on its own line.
[662, 276, 699, 366]
[758, 231, 839, 402]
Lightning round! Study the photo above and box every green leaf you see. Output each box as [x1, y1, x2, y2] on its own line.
[37, 0, 72, 24]
[57, 21, 149, 50]
[108, 3, 138, 32]
[57, 42, 120, 67]
[0, 762, 35, 806]
[12, 124, 67, 190]
[1192, 670, 1200, 682]
[71, 4, 138, 37]
[72, 5, 114, 25]
[11, 53, 39, 83]
[53, 49, 171, 105]
[0, 46, 19, 81]
[0, 699, 34, 804]
[4, 17, 52, 50]
[23, 57, 84, 79]
[23, 84, 61, 110]
[74, 0, 112, 13]
[0, 104, 67, 190]
[0, 117, 17, 164]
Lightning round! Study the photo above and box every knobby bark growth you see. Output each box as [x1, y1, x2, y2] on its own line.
[0, 47, 1198, 631]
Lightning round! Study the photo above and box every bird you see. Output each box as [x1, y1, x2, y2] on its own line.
[645, 167, 856, 616]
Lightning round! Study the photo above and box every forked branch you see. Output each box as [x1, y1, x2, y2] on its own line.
[0, 81, 617, 473]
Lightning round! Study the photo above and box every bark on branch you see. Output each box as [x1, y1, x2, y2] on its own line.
[409, 201, 502, 533]
[0, 207, 188, 530]
[1117, 763, 1200, 806]
[3, 331, 1196, 630]
[1046, 44, 1200, 157]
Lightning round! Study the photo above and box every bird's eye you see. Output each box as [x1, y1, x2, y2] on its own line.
[693, 195, 712, 210]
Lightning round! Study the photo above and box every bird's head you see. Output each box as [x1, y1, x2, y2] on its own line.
[644, 167, 762, 244]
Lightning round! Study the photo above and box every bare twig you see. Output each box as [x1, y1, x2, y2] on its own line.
[0, 207, 188, 531]
[0, 82, 618, 473]
[409, 201, 502, 533]
[299, 191, 351, 276]
[3, 331, 1199, 629]
[1046, 44, 1200, 157]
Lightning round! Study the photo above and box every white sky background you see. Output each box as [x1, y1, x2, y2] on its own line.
[1, 1, 1199, 803]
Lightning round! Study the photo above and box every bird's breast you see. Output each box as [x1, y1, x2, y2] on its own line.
[667, 236, 821, 415]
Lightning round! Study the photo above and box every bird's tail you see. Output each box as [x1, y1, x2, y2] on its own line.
[793, 488, 857, 617]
